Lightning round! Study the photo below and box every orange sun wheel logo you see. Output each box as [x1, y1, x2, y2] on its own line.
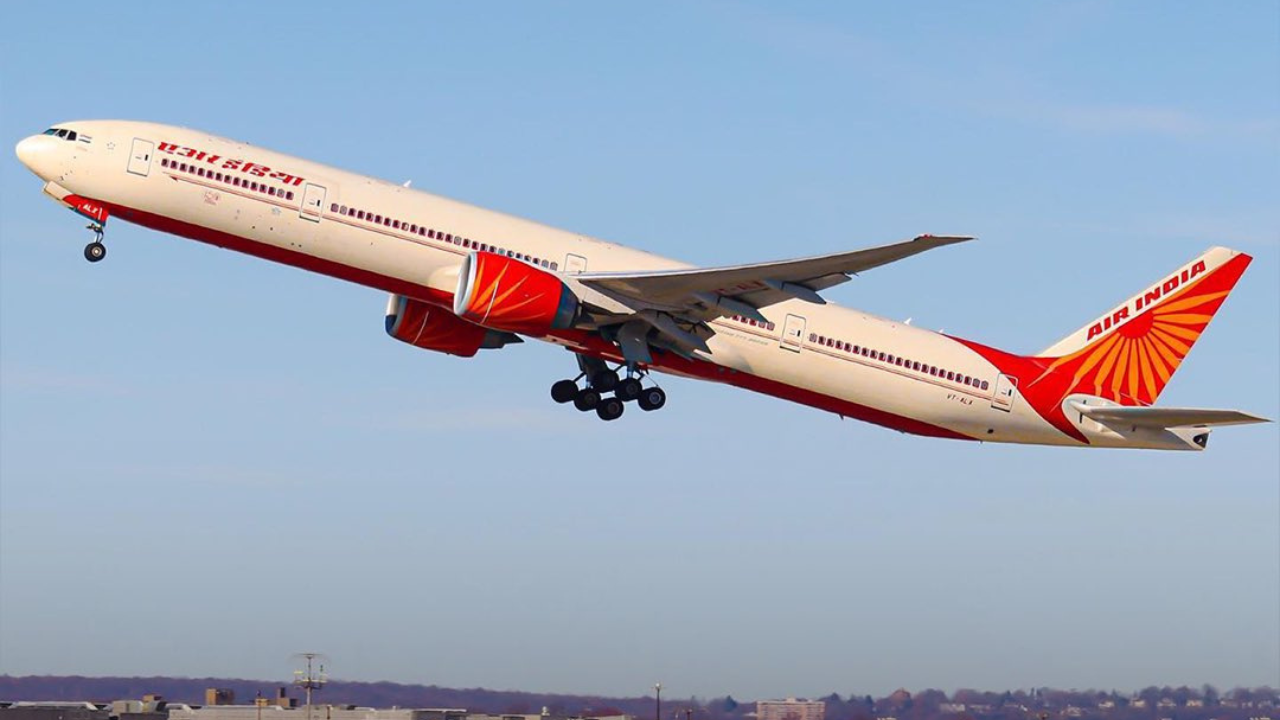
[1044, 285, 1232, 406]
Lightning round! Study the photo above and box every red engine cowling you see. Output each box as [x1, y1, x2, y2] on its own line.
[453, 251, 578, 335]
[385, 294, 518, 357]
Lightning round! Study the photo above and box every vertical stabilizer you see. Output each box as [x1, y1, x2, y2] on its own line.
[1034, 246, 1251, 406]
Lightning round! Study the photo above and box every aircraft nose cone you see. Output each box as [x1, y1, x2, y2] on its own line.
[15, 135, 54, 177]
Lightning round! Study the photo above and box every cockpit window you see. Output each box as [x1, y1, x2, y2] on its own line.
[42, 128, 79, 141]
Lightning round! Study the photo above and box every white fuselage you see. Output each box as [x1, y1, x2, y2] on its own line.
[14, 120, 1205, 449]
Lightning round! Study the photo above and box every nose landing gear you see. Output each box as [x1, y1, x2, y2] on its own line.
[83, 223, 106, 263]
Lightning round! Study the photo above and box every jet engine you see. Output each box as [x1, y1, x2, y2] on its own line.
[385, 294, 520, 357]
[453, 251, 578, 335]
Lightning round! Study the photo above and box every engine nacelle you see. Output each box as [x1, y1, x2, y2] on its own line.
[453, 251, 578, 335]
[385, 294, 519, 357]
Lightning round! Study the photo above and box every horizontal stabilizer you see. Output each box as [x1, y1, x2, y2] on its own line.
[1071, 403, 1271, 429]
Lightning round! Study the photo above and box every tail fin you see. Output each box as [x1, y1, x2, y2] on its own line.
[1033, 246, 1252, 406]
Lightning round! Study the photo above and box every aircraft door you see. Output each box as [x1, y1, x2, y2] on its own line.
[127, 138, 154, 176]
[991, 373, 1017, 411]
[780, 314, 806, 352]
[564, 254, 587, 274]
[300, 182, 326, 221]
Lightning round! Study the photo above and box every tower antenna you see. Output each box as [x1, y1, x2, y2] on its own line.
[292, 652, 328, 720]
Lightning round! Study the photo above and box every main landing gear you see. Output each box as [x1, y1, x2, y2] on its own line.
[83, 223, 106, 263]
[550, 361, 667, 422]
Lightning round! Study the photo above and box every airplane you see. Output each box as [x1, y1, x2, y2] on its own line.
[14, 120, 1270, 450]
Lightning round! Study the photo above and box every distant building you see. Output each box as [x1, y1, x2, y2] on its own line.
[206, 691, 237, 707]
[757, 699, 824, 720]
[0, 702, 110, 720]
[169, 707, 469, 720]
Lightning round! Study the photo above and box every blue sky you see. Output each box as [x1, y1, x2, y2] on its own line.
[1, 0, 1277, 699]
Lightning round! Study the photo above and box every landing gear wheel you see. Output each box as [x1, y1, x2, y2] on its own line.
[637, 386, 667, 412]
[551, 379, 579, 404]
[590, 369, 619, 392]
[616, 377, 643, 402]
[596, 397, 624, 421]
[84, 241, 106, 263]
[573, 388, 601, 412]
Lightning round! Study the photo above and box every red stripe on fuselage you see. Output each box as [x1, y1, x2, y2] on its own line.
[105, 200, 973, 441]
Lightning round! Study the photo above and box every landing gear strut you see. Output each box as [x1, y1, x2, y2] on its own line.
[83, 223, 106, 263]
[549, 356, 667, 421]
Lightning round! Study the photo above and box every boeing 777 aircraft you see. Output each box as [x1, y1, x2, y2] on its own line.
[14, 121, 1269, 449]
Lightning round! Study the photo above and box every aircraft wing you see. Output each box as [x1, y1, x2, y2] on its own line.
[1072, 404, 1271, 429]
[576, 234, 971, 314]
[565, 234, 970, 359]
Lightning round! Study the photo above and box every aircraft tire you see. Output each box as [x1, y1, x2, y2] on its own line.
[574, 388, 601, 412]
[638, 387, 666, 412]
[616, 377, 643, 402]
[591, 369, 619, 392]
[596, 397, 624, 421]
[551, 379, 578, 403]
